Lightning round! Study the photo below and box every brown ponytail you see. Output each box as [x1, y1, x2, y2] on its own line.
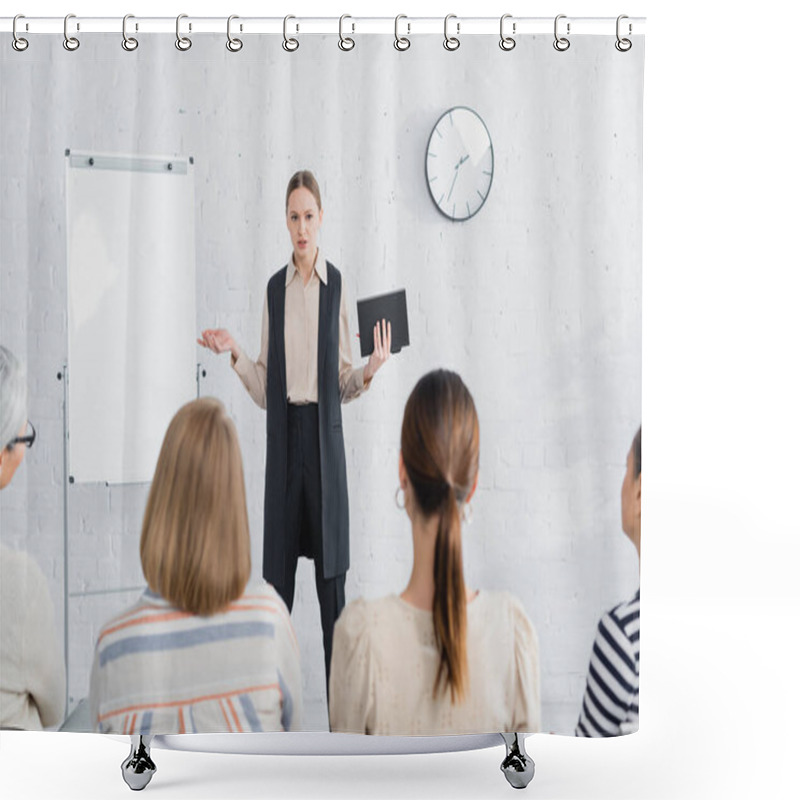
[433, 486, 468, 702]
[401, 370, 479, 704]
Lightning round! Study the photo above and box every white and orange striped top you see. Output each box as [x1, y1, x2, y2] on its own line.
[88, 583, 302, 734]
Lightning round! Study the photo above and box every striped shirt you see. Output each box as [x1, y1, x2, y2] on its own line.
[88, 583, 302, 734]
[576, 589, 639, 737]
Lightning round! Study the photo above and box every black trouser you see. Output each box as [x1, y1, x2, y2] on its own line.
[272, 403, 346, 699]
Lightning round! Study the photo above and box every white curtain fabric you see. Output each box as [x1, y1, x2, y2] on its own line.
[0, 32, 643, 734]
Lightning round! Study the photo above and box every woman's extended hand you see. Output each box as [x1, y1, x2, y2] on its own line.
[197, 328, 241, 361]
[364, 319, 391, 383]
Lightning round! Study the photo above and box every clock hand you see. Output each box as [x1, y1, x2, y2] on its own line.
[447, 168, 460, 202]
[447, 155, 470, 202]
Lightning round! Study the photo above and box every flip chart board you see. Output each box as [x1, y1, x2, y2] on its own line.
[66, 151, 196, 484]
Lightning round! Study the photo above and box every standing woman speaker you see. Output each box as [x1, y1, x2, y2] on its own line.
[198, 170, 391, 690]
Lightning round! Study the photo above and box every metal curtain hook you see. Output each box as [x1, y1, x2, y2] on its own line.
[443, 14, 460, 51]
[499, 14, 516, 51]
[615, 14, 632, 51]
[394, 14, 410, 51]
[12, 14, 29, 51]
[226, 15, 243, 52]
[122, 14, 138, 51]
[553, 14, 570, 52]
[176, 14, 192, 51]
[283, 15, 299, 52]
[339, 14, 355, 51]
[63, 13, 80, 51]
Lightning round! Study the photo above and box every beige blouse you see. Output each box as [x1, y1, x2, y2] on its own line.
[233, 249, 369, 406]
[0, 545, 66, 730]
[329, 591, 540, 736]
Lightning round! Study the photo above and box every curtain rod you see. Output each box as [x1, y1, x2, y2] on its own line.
[1, 16, 646, 37]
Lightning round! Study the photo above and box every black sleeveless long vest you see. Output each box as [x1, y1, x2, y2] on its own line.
[263, 262, 350, 584]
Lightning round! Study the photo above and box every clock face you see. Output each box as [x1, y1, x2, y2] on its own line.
[426, 106, 494, 221]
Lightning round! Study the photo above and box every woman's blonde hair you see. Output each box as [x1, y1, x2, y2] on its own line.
[140, 397, 250, 616]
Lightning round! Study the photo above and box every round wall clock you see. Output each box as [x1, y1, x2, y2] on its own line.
[425, 106, 494, 222]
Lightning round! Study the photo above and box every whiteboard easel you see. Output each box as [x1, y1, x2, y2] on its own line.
[65, 150, 196, 484]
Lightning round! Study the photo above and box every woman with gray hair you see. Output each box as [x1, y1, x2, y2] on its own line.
[0, 345, 66, 730]
[0, 345, 30, 488]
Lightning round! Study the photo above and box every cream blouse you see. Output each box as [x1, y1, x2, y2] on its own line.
[0, 545, 65, 730]
[329, 591, 540, 736]
[233, 249, 368, 407]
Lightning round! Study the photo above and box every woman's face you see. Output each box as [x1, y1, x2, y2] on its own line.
[286, 187, 323, 260]
[0, 420, 27, 490]
[620, 445, 641, 541]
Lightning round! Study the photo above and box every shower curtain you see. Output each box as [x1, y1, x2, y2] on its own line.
[0, 22, 643, 738]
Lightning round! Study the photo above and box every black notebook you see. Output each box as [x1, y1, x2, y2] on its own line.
[356, 289, 410, 358]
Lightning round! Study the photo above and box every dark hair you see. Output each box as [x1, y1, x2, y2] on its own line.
[632, 426, 642, 478]
[401, 369, 479, 704]
[285, 170, 322, 212]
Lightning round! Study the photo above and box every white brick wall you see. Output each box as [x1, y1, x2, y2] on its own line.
[1, 33, 643, 734]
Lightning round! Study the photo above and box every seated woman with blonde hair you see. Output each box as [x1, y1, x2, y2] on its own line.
[89, 397, 302, 734]
[329, 369, 540, 735]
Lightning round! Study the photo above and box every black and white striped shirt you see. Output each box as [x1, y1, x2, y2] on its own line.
[576, 589, 639, 737]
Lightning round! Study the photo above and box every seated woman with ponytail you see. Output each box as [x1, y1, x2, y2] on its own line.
[329, 369, 540, 735]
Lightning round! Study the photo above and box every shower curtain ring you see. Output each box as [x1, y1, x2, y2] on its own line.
[553, 14, 570, 52]
[499, 14, 516, 51]
[339, 14, 355, 51]
[63, 13, 80, 51]
[283, 15, 299, 52]
[443, 14, 460, 51]
[394, 15, 410, 51]
[122, 15, 138, 51]
[615, 15, 632, 52]
[226, 15, 243, 52]
[175, 14, 192, 51]
[12, 14, 29, 51]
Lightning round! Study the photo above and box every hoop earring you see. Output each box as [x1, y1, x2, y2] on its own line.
[395, 487, 406, 509]
[461, 502, 473, 525]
